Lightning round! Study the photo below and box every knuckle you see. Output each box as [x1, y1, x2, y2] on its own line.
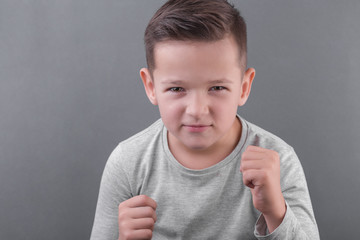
[258, 170, 268, 180]
[143, 229, 153, 239]
[118, 202, 125, 210]
[138, 195, 149, 205]
[138, 194, 147, 200]
[118, 210, 127, 221]
[122, 230, 132, 240]
[118, 219, 129, 231]
[145, 218, 155, 227]
[270, 150, 279, 159]
[118, 206, 130, 220]
[119, 197, 132, 210]
[264, 171, 271, 181]
[272, 157, 279, 167]
[145, 207, 155, 216]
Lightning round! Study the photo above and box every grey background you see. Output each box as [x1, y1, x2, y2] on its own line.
[1, 0, 359, 239]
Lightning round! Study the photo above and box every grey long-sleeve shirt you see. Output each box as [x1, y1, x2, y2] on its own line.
[90, 116, 319, 239]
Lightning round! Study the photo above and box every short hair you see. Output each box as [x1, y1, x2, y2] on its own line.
[144, 0, 247, 73]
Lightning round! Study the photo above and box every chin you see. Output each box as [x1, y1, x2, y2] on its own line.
[184, 141, 212, 151]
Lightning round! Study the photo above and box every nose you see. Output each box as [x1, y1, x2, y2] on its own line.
[186, 92, 209, 118]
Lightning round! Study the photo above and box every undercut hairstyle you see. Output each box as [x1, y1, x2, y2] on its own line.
[144, 0, 247, 73]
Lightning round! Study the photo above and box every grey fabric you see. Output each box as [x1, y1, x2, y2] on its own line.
[90, 116, 319, 239]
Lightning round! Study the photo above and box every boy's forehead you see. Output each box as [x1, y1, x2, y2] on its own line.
[153, 35, 246, 66]
[151, 37, 245, 83]
[151, 36, 245, 76]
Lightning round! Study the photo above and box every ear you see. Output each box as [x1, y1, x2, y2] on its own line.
[238, 67, 256, 106]
[140, 68, 158, 105]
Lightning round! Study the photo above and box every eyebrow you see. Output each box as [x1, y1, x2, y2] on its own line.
[160, 80, 184, 85]
[208, 79, 233, 84]
[160, 79, 233, 85]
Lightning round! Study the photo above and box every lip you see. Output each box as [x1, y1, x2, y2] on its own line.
[183, 124, 211, 133]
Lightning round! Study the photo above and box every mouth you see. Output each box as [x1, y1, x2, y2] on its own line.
[182, 124, 211, 133]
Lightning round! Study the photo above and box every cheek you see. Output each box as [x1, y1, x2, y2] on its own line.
[158, 100, 184, 119]
[211, 97, 238, 114]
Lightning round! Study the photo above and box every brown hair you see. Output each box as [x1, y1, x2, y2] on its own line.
[144, 0, 247, 73]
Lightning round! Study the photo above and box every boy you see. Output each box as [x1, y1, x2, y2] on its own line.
[91, 0, 319, 239]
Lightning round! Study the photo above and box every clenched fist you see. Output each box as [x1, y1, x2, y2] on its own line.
[118, 195, 157, 240]
[240, 145, 286, 233]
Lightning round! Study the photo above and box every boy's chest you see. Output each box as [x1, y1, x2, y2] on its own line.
[134, 164, 260, 239]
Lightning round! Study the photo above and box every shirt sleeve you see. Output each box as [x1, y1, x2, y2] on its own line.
[90, 145, 133, 240]
[254, 147, 320, 240]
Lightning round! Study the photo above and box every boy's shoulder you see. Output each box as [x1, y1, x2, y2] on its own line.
[121, 118, 164, 146]
[241, 117, 302, 173]
[241, 117, 294, 153]
[107, 118, 165, 166]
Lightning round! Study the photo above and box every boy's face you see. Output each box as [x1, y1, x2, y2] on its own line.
[141, 36, 255, 154]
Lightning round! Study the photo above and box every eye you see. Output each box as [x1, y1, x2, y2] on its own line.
[168, 87, 185, 92]
[209, 86, 226, 91]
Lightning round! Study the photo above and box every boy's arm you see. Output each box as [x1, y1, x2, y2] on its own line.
[240, 145, 320, 239]
[90, 145, 133, 240]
